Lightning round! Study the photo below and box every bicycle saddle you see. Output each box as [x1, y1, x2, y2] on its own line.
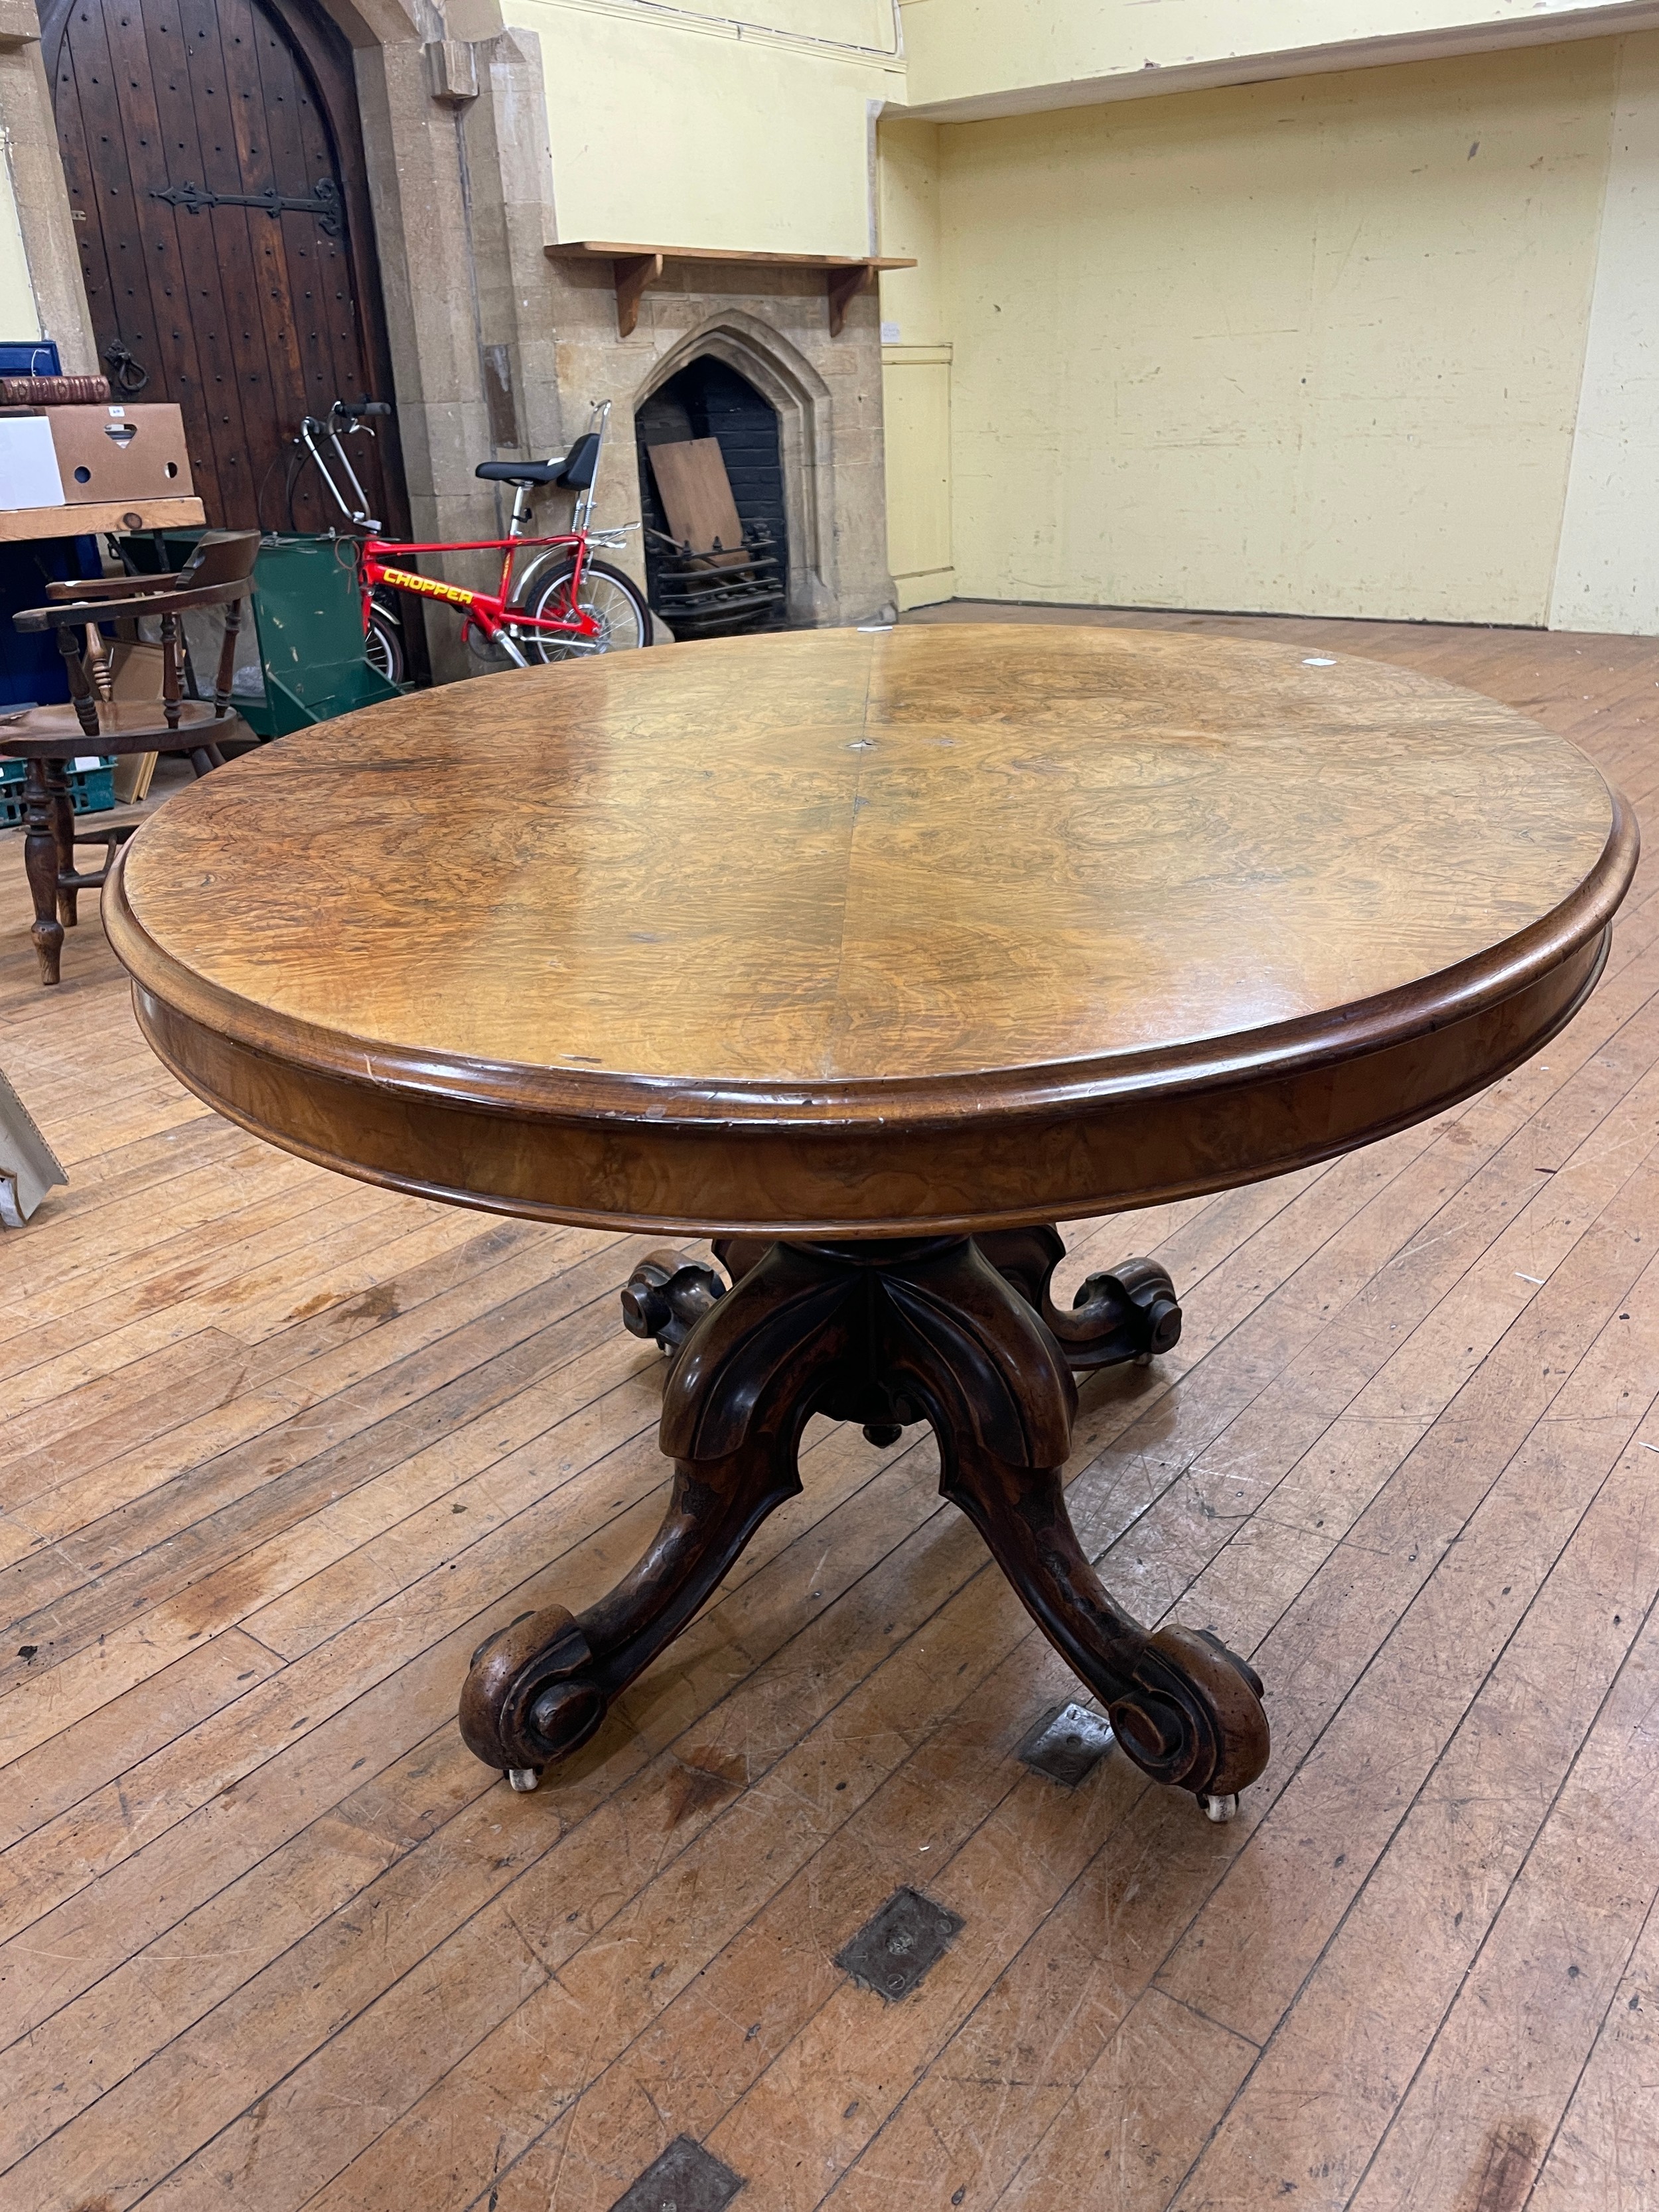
[474, 433, 601, 493]
[475, 459, 565, 486]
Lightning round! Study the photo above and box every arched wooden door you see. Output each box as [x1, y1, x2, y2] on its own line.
[46, 0, 408, 535]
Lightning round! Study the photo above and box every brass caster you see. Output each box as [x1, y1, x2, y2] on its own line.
[1199, 1791, 1239, 1823]
[507, 1766, 541, 1793]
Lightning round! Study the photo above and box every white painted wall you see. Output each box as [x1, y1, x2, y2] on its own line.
[1551, 35, 1659, 628]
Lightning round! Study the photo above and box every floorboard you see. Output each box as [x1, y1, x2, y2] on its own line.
[3, 609, 1656, 2212]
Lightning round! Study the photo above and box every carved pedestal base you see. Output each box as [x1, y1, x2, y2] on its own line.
[460, 1232, 1269, 1818]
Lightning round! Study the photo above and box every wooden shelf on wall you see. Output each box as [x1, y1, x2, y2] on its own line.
[545, 242, 916, 340]
[0, 496, 207, 545]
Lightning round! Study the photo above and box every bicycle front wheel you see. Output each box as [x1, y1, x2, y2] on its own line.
[516, 557, 652, 662]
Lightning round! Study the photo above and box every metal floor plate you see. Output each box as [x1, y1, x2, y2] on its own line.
[1016, 1699, 1116, 1787]
[833, 1885, 966, 2002]
[607, 2134, 745, 2212]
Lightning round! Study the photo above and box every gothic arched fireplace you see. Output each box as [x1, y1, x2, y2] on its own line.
[636, 354, 789, 638]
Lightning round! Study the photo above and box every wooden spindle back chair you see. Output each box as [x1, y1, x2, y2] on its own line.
[3, 529, 259, 986]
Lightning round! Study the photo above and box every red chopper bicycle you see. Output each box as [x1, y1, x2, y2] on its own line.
[285, 397, 652, 682]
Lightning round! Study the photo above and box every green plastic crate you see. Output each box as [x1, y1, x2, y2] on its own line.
[0, 755, 115, 828]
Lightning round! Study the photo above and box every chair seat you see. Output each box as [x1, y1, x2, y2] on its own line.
[0, 698, 235, 758]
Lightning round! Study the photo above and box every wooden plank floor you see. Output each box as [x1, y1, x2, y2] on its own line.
[3, 609, 1658, 2212]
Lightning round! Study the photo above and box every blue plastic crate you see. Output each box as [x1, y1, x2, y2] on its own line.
[0, 754, 116, 828]
[0, 340, 60, 378]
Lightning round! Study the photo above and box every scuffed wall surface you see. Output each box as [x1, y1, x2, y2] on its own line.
[901, 0, 1659, 115]
[0, 106, 36, 342]
[937, 43, 1617, 625]
[1551, 32, 1659, 630]
[515, 0, 902, 254]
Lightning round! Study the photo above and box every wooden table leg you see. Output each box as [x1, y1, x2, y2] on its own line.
[462, 1235, 1269, 1817]
[461, 1240, 851, 1787]
[22, 759, 65, 986]
[48, 758, 79, 928]
[975, 1224, 1184, 1369]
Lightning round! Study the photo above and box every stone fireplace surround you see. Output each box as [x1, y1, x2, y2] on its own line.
[541, 258, 897, 639]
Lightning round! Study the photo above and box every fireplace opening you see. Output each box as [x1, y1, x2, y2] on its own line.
[636, 354, 790, 638]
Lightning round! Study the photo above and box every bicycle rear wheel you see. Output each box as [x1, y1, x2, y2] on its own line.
[516, 557, 652, 662]
[365, 593, 405, 684]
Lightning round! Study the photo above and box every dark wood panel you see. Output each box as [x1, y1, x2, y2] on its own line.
[45, 0, 406, 535]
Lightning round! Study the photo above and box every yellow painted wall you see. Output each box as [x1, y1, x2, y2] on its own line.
[906, 42, 1621, 625]
[878, 117, 952, 605]
[881, 344, 952, 605]
[0, 119, 38, 342]
[901, 0, 1659, 113]
[1551, 34, 1659, 627]
[630, 0, 895, 38]
[515, 0, 903, 253]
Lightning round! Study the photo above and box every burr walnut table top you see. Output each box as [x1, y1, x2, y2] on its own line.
[105, 624, 1637, 1236]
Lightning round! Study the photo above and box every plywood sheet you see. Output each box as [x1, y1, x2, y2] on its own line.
[647, 438, 745, 555]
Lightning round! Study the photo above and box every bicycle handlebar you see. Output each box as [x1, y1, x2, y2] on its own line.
[336, 399, 392, 419]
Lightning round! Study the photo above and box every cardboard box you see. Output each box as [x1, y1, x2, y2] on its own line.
[0, 416, 66, 508]
[108, 639, 165, 804]
[42, 403, 193, 503]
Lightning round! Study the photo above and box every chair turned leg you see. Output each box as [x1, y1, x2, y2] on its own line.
[22, 760, 65, 986]
[48, 760, 78, 928]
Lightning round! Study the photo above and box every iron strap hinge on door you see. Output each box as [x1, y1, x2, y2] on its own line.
[149, 177, 344, 237]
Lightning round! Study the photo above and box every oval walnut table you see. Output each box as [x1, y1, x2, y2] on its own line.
[104, 625, 1638, 1824]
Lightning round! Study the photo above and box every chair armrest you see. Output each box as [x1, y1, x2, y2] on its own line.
[43, 574, 178, 602]
[14, 577, 254, 631]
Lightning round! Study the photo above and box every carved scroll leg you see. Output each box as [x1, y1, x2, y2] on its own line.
[1056, 1256, 1183, 1368]
[977, 1228, 1183, 1372]
[887, 1243, 1267, 1811]
[464, 1242, 851, 1788]
[620, 1247, 727, 1358]
[951, 1456, 1267, 1808]
[459, 1440, 807, 1788]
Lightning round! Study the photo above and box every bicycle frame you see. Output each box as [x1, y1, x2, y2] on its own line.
[355, 402, 624, 667]
[361, 524, 598, 668]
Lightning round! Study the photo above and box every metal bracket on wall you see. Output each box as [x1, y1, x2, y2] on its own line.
[149, 177, 344, 238]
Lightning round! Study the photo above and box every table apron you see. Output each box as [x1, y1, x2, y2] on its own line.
[128, 934, 1607, 1235]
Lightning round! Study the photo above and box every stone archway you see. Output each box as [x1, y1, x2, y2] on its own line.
[633, 311, 837, 627]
